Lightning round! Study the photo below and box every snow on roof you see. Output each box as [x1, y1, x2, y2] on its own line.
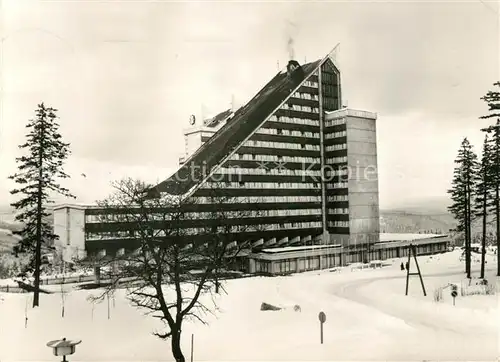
[379, 233, 448, 242]
[52, 203, 94, 211]
[262, 244, 342, 253]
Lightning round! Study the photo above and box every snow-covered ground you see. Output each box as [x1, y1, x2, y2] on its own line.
[0, 250, 499, 361]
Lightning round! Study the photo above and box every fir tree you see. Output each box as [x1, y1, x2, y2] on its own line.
[9, 103, 75, 307]
[480, 82, 500, 276]
[474, 135, 492, 278]
[448, 138, 478, 278]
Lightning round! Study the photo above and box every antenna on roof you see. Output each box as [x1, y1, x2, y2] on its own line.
[230, 94, 235, 112]
[277, 60, 280, 71]
[200, 103, 207, 123]
[304, 56, 307, 63]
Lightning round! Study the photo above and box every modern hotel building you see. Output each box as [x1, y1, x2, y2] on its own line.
[53, 52, 449, 275]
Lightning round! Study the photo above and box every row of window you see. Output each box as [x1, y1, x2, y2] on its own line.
[326, 156, 348, 164]
[231, 154, 321, 164]
[257, 254, 341, 274]
[257, 244, 446, 275]
[328, 208, 349, 215]
[324, 130, 347, 139]
[282, 103, 319, 113]
[326, 182, 348, 189]
[256, 128, 320, 138]
[86, 226, 233, 240]
[327, 195, 348, 202]
[214, 167, 321, 177]
[84, 197, 327, 225]
[267, 221, 322, 230]
[325, 118, 346, 127]
[86, 214, 131, 223]
[322, 72, 338, 84]
[201, 181, 320, 189]
[194, 195, 322, 204]
[325, 143, 347, 152]
[84, 203, 328, 226]
[323, 98, 338, 111]
[328, 220, 349, 228]
[87, 231, 133, 240]
[244, 140, 320, 151]
[326, 168, 349, 177]
[276, 259, 294, 273]
[267, 209, 321, 217]
[302, 80, 319, 88]
[269, 115, 319, 127]
[292, 92, 319, 101]
[85, 221, 323, 241]
[183, 208, 321, 219]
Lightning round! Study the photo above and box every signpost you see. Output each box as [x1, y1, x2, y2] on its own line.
[451, 284, 458, 306]
[318, 311, 326, 344]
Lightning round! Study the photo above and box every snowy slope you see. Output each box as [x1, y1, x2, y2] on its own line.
[0, 251, 498, 361]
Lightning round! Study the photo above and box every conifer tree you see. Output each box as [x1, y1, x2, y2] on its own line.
[474, 135, 492, 278]
[448, 138, 478, 278]
[9, 103, 75, 307]
[480, 82, 500, 276]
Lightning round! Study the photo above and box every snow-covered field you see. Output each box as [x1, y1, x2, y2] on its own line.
[0, 250, 499, 361]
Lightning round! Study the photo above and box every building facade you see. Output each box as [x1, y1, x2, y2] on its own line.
[53, 53, 449, 271]
[249, 233, 449, 275]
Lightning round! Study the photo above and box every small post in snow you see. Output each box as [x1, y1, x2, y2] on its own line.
[107, 293, 110, 320]
[190, 333, 194, 362]
[318, 311, 326, 344]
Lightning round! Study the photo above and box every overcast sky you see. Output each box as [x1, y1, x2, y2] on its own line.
[0, 0, 498, 210]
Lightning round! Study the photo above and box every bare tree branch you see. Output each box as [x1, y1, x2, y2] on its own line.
[77, 177, 259, 362]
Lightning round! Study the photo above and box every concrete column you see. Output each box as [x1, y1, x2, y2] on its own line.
[273, 261, 280, 275]
[319, 255, 326, 270]
[248, 259, 256, 274]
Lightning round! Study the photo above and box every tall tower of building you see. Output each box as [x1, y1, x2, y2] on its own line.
[153, 53, 379, 258]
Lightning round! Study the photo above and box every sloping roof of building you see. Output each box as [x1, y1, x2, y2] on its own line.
[152, 58, 327, 196]
[379, 233, 448, 242]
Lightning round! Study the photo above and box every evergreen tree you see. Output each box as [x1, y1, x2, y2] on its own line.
[480, 82, 500, 276]
[9, 103, 75, 307]
[474, 135, 492, 278]
[448, 138, 478, 278]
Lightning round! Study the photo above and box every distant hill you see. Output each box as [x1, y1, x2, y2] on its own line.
[0, 215, 21, 232]
[383, 196, 450, 215]
[0, 229, 21, 253]
[379, 196, 459, 234]
[380, 210, 456, 234]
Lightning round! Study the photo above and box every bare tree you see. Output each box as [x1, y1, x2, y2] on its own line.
[197, 180, 268, 293]
[84, 178, 263, 362]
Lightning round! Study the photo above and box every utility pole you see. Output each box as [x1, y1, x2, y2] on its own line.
[405, 244, 427, 296]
